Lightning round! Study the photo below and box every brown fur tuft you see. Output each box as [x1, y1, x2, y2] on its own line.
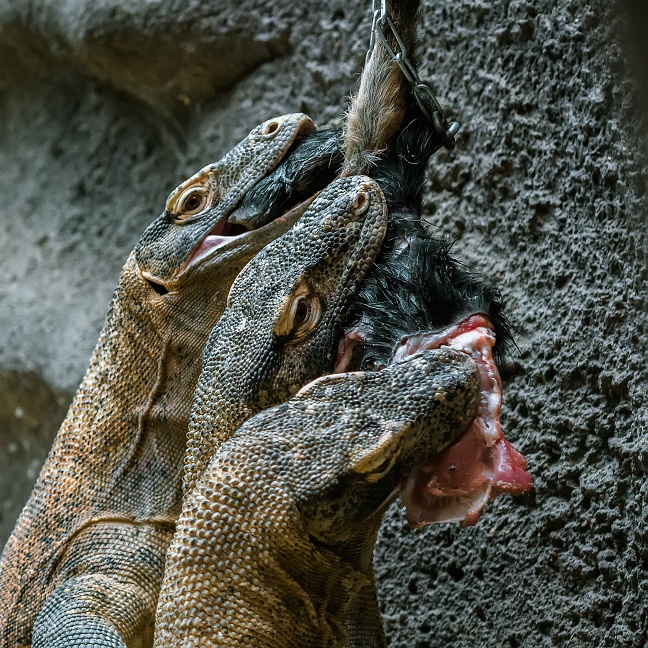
[341, 0, 421, 176]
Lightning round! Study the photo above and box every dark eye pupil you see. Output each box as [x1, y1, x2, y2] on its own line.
[184, 193, 202, 212]
[294, 300, 309, 326]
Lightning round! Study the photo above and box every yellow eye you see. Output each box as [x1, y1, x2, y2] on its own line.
[293, 297, 310, 327]
[352, 425, 402, 481]
[177, 186, 209, 218]
[363, 453, 398, 483]
[181, 190, 206, 214]
[275, 288, 322, 340]
[166, 178, 214, 221]
[288, 294, 321, 339]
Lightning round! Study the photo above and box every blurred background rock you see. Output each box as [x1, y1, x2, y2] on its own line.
[0, 0, 645, 645]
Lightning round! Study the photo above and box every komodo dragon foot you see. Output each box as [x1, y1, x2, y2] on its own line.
[0, 113, 338, 648]
[154, 349, 480, 647]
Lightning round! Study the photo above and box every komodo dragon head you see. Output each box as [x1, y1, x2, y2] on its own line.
[181, 174, 388, 493]
[132, 113, 316, 297]
[153, 350, 479, 647]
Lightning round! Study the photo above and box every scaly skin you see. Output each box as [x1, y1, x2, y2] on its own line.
[154, 350, 479, 647]
[153, 175, 388, 645]
[0, 113, 315, 648]
[181, 175, 388, 495]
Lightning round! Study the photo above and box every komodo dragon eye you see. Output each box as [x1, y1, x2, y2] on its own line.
[174, 186, 211, 219]
[182, 190, 206, 213]
[274, 286, 322, 341]
[352, 428, 402, 482]
[166, 171, 217, 221]
[359, 452, 399, 483]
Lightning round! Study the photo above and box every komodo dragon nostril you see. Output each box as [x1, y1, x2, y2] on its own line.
[354, 190, 370, 215]
[262, 120, 281, 138]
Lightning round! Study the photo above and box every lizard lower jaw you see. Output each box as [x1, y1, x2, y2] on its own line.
[183, 195, 316, 272]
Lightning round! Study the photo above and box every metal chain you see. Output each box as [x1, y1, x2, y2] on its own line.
[366, 0, 460, 150]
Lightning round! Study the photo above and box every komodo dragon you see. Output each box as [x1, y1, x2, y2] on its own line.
[153, 174, 388, 645]
[0, 113, 326, 648]
[154, 349, 479, 647]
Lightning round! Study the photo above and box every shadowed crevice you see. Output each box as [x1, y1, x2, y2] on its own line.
[0, 369, 71, 548]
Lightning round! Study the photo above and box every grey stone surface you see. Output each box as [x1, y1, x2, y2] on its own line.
[0, 0, 645, 646]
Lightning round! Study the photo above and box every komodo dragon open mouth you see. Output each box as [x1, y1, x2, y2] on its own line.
[181, 123, 347, 273]
[184, 196, 316, 270]
[336, 314, 532, 528]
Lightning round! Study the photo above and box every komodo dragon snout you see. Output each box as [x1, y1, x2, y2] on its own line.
[153, 350, 479, 647]
[181, 175, 388, 493]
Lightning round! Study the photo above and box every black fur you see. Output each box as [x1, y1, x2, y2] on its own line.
[237, 111, 512, 369]
[230, 128, 343, 229]
[344, 107, 512, 369]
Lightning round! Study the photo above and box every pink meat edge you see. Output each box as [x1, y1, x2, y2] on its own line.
[398, 316, 532, 528]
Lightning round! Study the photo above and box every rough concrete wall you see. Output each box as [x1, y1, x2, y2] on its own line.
[0, 0, 645, 646]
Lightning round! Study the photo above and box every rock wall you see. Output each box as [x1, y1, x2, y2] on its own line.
[0, 0, 645, 646]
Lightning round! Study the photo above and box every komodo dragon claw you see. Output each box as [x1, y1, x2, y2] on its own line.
[0, 113, 322, 648]
[154, 350, 479, 647]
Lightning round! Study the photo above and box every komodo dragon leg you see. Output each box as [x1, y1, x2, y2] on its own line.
[153, 349, 480, 647]
[0, 113, 341, 648]
[153, 175, 388, 645]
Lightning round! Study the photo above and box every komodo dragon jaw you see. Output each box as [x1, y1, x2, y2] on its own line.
[153, 350, 479, 647]
[181, 175, 388, 495]
[0, 114, 318, 648]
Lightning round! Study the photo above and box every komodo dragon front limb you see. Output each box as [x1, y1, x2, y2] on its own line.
[153, 175, 388, 645]
[154, 349, 479, 647]
[0, 113, 321, 648]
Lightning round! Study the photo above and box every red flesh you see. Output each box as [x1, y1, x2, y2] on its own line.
[185, 218, 244, 268]
[397, 315, 532, 527]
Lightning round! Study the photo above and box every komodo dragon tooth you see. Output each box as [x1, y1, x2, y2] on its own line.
[153, 350, 480, 647]
[0, 113, 320, 648]
[153, 175, 388, 646]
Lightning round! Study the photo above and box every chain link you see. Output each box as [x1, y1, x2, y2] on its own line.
[365, 0, 460, 150]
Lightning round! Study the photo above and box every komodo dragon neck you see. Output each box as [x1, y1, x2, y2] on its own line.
[166, 451, 372, 647]
[0, 257, 228, 648]
[60, 255, 232, 521]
